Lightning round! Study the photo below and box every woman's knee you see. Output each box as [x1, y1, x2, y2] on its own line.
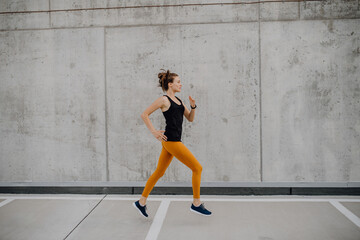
[152, 169, 166, 179]
[194, 164, 202, 173]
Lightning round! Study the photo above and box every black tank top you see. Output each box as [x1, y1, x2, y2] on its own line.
[162, 95, 185, 141]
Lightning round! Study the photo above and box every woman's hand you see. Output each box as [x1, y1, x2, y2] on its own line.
[189, 96, 196, 108]
[152, 130, 167, 142]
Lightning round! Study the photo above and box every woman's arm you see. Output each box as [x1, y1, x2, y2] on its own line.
[183, 96, 196, 122]
[141, 96, 168, 141]
[183, 104, 195, 122]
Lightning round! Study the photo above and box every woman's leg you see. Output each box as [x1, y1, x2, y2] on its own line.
[162, 142, 203, 206]
[140, 143, 174, 205]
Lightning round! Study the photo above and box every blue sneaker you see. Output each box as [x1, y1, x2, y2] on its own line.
[190, 203, 212, 216]
[133, 200, 148, 218]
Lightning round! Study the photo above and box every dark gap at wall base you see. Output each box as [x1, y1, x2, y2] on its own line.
[0, 187, 359, 195]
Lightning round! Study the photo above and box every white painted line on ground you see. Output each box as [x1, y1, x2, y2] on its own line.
[0, 199, 14, 208]
[145, 199, 170, 240]
[329, 200, 360, 228]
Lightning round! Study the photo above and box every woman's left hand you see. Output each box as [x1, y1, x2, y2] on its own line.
[189, 96, 196, 108]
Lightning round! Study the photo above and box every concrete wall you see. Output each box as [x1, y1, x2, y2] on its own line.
[0, 0, 359, 184]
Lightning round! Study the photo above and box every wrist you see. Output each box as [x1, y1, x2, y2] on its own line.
[191, 104, 197, 109]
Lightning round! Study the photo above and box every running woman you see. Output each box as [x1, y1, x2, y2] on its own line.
[133, 69, 212, 217]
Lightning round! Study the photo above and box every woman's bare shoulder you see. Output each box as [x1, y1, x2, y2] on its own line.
[160, 95, 171, 112]
[158, 95, 168, 104]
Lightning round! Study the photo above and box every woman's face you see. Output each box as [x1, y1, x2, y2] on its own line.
[170, 76, 182, 92]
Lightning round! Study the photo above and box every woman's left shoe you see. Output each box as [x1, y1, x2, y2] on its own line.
[133, 200, 149, 218]
[190, 203, 212, 216]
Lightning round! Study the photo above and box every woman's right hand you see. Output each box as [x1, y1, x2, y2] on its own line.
[152, 130, 167, 142]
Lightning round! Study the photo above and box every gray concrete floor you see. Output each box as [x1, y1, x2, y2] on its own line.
[0, 194, 359, 240]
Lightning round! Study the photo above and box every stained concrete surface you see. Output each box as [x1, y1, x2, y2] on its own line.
[0, 28, 106, 182]
[341, 202, 360, 219]
[261, 19, 360, 182]
[66, 200, 161, 240]
[0, 198, 101, 240]
[0, 194, 359, 240]
[159, 201, 360, 240]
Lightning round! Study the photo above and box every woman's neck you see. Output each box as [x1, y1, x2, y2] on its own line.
[166, 91, 175, 98]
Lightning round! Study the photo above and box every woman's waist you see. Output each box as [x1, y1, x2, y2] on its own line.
[165, 125, 182, 131]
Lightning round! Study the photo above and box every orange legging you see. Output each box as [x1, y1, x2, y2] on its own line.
[141, 141, 203, 199]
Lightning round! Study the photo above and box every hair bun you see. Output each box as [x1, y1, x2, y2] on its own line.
[158, 68, 167, 81]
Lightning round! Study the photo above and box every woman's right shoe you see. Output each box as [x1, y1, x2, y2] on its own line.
[190, 203, 212, 216]
[133, 200, 148, 218]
